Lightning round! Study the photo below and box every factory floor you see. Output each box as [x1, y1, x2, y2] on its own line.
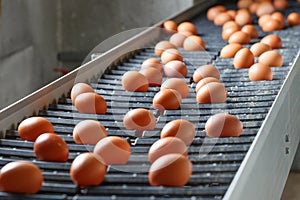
[281, 172, 300, 200]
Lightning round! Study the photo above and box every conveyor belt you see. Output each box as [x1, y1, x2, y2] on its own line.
[1, 1, 300, 199]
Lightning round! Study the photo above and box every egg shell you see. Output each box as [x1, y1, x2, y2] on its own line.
[141, 58, 163, 72]
[258, 14, 272, 27]
[195, 77, 220, 93]
[123, 108, 156, 134]
[222, 26, 241, 40]
[34, 133, 69, 162]
[73, 120, 108, 145]
[18, 117, 54, 141]
[271, 12, 285, 29]
[235, 9, 252, 26]
[258, 50, 283, 67]
[160, 119, 196, 146]
[94, 136, 131, 165]
[261, 34, 282, 49]
[214, 12, 233, 26]
[74, 92, 107, 114]
[148, 137, 188, 163]
[220, 43, 243, 58]
[163, 60, 188, 78]
[250, 42, 272, 57]
[154, 41, 177, 57]
[122, 71, 149, 92]
[153, 89, 182, 113]
[196, 82, 227, 104]
[262, 19, 281, 32]
[183, 35, 206, 51]
[148, 154, 192, 187]
[233, 48, 254, 69]
[70, 83, 94, 103]
[0, 161, 43, 194]
[222, 21, 240, 31]
[193, 65, 220, 83]
[248, 63, 273, 81]
[163, 20, 177, 34]
[169, 32, 189, 47]
[273, 0, 288, 10]
[205, 113, 243, 137]
[206, 5, 226, 21]
[256, 2, 275, 17]
[139, 67, 163, 86]
[287, 12, 300, 26]
[161, 78, 189, 98]
[161, 48, 183, 64]
[228, 31, 251, 44]
[241, 25, 258, 39]
[177, 22, 198, 35]
[70, 152, 107, 188]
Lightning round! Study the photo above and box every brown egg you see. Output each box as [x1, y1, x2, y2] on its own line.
[177, 22, 198, 35]
[149, 154, 192, 186]
[222, 26, 241, 40]
[195, 77, 220, 93]
[261, 34, 282, 49]
[169, 33, 189, 47]
[73, 120, 108, 145]
[222, 21, 240, 31]
[250, 42, 272, 57]
[122, 71, 149, 92]
[18, 117, 54, 141]
[258, 14, 272, 27]
[233, 48, 254, 69]
[214, 12, 233, 26]
[228, 31, 251, 44]
[271, 12, 285, 29]
[161, 119, 196, 146]
[139, 67, 163, 86]
[161, 78, 189, 98]
[220, 43, 243, 58]
[205, 113, 243, 137]
[237, 0, 253, 9]
[153, 89, 182, 113]
[148, 137, 188, 163]
[163, 20, 177, 34]
[71, 83, 94, 103]
[183, 35, 206, 51]
[258, 50, 283, 67]
[241, 25, 259, 39]
[193, 65, 220, 83]
[123, 108, 156, 134]
[94, 136, 131, 165]
[206, 5, 227, 21]
[273, 0, 288, 10]
[141, 58, 163, 72]
[249, 2, 260, 14]
[249, 63, 273, 81]
[70, 152, 107, 188]
[196, 82, 227, 104]
[287, 12, 300, 26]
[256, 2, 275, 17]
[0, 161, 43, 194]
[227, 10, 237, 19]
[161, 48, 183, 64]
[74, 92, 107, 114]
[154, 41, 177, 57]
[163, 60, 188, 78]
[235, 9, 253, 26]
[34, 133, 69, 162]
[262, 19, 281, 32]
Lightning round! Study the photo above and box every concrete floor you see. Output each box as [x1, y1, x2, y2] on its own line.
[281, 172, 300, 200]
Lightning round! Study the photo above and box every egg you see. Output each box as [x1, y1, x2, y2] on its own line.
[148, 137, 188, 163]
[258, 50, 283, 67]
[271, 12, 285, 29]
[258, 14, 272, 27]
[195, 77, 220, 93]
[250, 42, 272, 57]
[18, 117, 54, 141]
[261, 19, 281, 32]
[74, 92, 107, 114]
[161, 48, 183, 64]
[163, 20, 177, 34]
[196, 82, 227, 104]
[183, 35, 206, 51]
[227, 10, 237, 19]
[34, 133, 69, 162]
[141, 58, 163, 72]
[287, 12, 300, 26]
[206, 5, 226, 21]
[148, 154, 192, 187]
[123, 108, 156, 134]
[122, 71, 149, 92]
[205, 113, 243, 137]
[93, 136, 131, 165]
[249, 2, 260, 14]
[153, 89, 182, 113]
[70, 152, 107, 188]
[177, 22, 198, 35]
[273, 0, 288, 10]
[169, 32, 189, 47]
[70, 83, 94, 103]
[248, 63, 273, 81]
[228, 31, 251, 44]
[261, 34, 282, 49]
[154, 41, 177, 57]
[160, 119, 196, 146]
[73, 120, 108, 145]
[163, 60, 188, 78]
[256, 1, 275, 17]
[222, 26, 241, 40]
[139, 67, 163, 86]
[220, 43, 243, 58]
[0, 161, 43, 194]
[241, 25, 259, 39]
[222, 21, 240, 30]
[235, 9, 252, 26]
[193, 65, 220, 83]
[237, 0, 253, 9]
[233, 48, 254, 69]
[214, 12, 233, 26]
[161, 78, 189, 98]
